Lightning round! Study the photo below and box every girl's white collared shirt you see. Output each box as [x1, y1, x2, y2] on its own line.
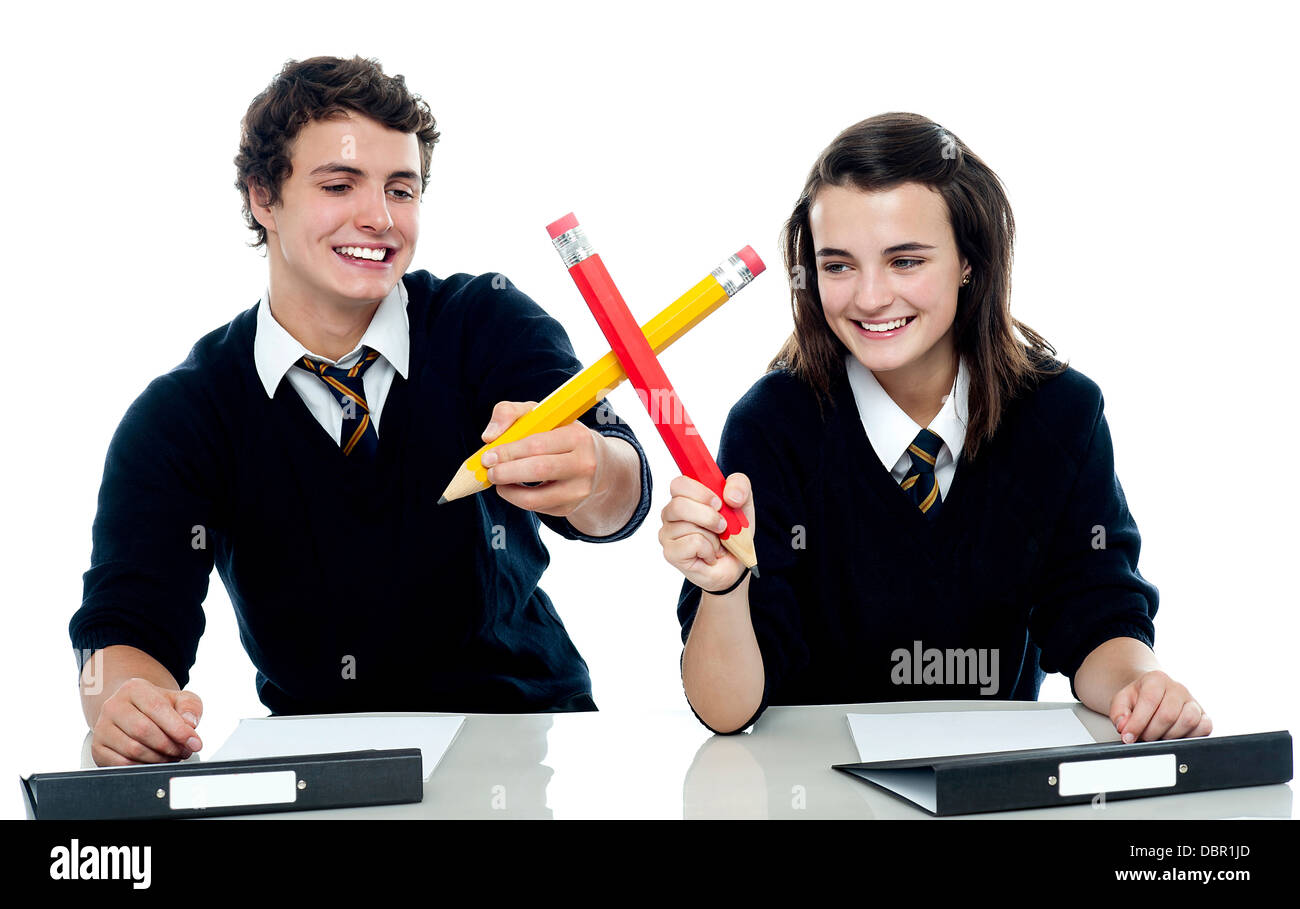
[844, 353, 970, 500]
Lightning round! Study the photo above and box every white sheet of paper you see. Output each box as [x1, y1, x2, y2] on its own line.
[847, 709, 1095, 764]
[210, 715, 464, 780]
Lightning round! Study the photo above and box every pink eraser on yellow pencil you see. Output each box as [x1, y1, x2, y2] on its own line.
[736, 245, 765, 277]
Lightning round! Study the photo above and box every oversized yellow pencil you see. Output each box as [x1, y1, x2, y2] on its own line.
[439, 249, 765, 503]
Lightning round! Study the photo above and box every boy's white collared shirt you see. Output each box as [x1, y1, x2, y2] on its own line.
[253, 281, 411, 444]
[844, 353, 969, 500]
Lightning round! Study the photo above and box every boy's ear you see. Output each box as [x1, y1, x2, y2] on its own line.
[247, 178, 277, 234]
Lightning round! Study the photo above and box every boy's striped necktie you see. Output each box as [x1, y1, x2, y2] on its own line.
[900, 428, 944, 519]
[294, 347, 382, 459]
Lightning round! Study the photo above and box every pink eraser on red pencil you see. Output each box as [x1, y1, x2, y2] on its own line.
[737, 245, 765, 277]
[546, 212, 579, 239]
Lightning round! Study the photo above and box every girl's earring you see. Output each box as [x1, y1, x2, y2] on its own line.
[961, 273, 971, 287]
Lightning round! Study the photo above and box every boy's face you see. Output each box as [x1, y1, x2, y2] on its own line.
[251, 111, 422, 310]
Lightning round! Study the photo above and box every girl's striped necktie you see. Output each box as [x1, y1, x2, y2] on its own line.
[900, 428, 944, 519]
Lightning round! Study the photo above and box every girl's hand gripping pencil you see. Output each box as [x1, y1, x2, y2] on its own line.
[547, 212, 761, 575]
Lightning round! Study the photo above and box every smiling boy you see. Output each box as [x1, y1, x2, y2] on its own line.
[70, 56, 650, 766]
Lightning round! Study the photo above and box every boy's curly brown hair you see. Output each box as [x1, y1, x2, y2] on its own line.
[234, 55, 440, 249]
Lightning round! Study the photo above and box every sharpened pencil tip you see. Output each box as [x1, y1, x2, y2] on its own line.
[437, 496, 448, 505]
[750, 565, 760, 579]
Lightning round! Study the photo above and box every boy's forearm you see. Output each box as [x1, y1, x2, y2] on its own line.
[567, 433, 642, 537]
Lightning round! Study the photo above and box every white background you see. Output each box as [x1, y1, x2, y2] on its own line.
[4, 0, 1297, 815]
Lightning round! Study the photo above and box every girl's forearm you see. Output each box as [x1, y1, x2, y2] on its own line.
[681, 575, 765, 734]
[1073, 637, 1161, 716]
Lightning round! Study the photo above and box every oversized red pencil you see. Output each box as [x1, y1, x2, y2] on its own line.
[547, 213, 761, 574]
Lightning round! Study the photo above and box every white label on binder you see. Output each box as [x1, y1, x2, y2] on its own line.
[169, 770, 298, 810]
[1057, 753, 1176, 796]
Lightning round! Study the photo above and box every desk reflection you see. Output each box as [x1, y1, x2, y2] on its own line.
[429, 714, 553, 819]
[683, 707, 872, 819]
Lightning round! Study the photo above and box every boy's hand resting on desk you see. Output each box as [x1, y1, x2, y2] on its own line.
[1110, 670, 1212, 743]
[659, 473, 754, 593]
[91, 679, 204, 767]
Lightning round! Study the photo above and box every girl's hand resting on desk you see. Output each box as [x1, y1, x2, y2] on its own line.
[1110, 670, 1212, 742]
[659, 473, 755, 593]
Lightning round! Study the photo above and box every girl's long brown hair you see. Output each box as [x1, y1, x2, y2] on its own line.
[772, 112, 1066, 462]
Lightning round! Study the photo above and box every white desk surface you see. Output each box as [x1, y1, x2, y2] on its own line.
[75, 700, 1294, 819]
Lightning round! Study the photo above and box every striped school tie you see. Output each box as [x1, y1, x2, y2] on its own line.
[293, 347, 382, 459]
[900, 428, 944, 519]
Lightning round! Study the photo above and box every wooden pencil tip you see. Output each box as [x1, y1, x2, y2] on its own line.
[437, 496, 448, 505]
[440, 463, 491, 503]
[720, 523, 758, 574]
[750, 564, 761, 579]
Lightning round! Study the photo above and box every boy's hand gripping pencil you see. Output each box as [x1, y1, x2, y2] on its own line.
[546, 212, 760, 574]
[439, 245, 766, 504]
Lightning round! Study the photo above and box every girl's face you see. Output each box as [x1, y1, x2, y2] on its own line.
[811, 182, 969, 386]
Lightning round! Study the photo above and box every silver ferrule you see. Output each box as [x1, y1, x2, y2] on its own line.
[710, 253, 755, 297]
[551, 226, 595, 268]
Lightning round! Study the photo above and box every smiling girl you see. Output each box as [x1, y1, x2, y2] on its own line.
[660, 112, 1211, 740]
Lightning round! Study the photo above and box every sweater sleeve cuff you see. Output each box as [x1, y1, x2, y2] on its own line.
[69, 624, 193, 691]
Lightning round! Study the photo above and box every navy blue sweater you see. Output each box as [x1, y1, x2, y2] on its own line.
[72, 270, 651, 715]
[677, 363, 1157, 731]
